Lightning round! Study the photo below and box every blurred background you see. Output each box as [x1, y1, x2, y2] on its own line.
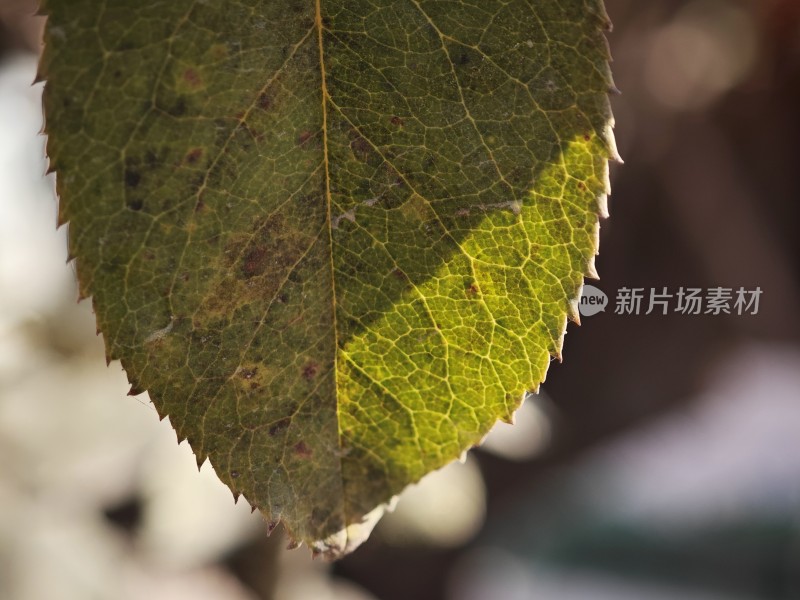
[1, 0, 799, 598]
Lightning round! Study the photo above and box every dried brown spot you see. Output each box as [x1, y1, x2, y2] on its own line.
[466, 282, 479, 295]
[302, 362, 319, 381]
[349, 135, 370, 159]
[124, 169, 141, 188]
[268, 417, 291, 437]
[242, 246, 269, 278]
[577, 182, 586, 190]
[183, 68, 202, 88]
[240, 367, 257, 380]
[293, 441, 313, 458]
[297, 130, 313, 146]
[390, 115, 404, 127]
[185, 147, 204, 165]
[583, 133, 591, 141]
[164, 97, 187, 117]
[200, 212, 311, 321]
[258, 92, 273, 110]
[391, 268, 408, 281]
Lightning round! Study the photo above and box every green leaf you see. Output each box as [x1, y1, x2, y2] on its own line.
[41, 0, 616, 557]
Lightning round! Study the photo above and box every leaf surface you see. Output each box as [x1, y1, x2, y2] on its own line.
[41, 0, 615, 557]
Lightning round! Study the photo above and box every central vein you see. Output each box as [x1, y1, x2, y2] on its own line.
[315, 0, 348, 535]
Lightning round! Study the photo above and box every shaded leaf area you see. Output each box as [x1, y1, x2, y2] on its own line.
[42, 0, 614, 556]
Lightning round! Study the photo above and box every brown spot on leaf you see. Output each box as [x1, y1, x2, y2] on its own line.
[124, 169, 141, 188]
[230, 470, 240, 478]
[293, 441, 312, 458]
[302, 362, 318, 381]
[391, 268, 410, 283]
[349, 135, 370, 160]
[268, 418, 291, 437]
[183, 68, 202, 88]
[169, 97, 188, 117]
[466, 282, 480, 296]
[240, 367, 257, 380]
[242, 246, 269, 278]
[258, 92, 273, 110]
[185, 147, 204, 165]
[297, 130, 313, 146]
[390, 115, 404, 127]
[583, 133, 591, 141]
[199, 212, 314, 321]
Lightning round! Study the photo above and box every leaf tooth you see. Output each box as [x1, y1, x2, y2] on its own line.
[127, 384, 145, 396]
[567, 296, 582, 325]
[232, 491, 240, 504]
[285, 539, 300, 550]
[585, 253, 600, 279]
[266, 520, 279, 536]
[498, 414, 513, 425]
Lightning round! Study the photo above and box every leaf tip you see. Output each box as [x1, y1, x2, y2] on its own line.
[285, 539, 301, 551]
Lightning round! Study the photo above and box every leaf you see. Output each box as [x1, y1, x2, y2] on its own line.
[41, 0, 616, 557]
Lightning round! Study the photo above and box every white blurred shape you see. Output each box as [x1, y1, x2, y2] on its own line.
[138, 432, 263, 569]
[0, 54, 263, 598]
[276, 548, 377, 600]
[0, 54, 70, 328]
[378, 455, 485, 548]
[480, 392, 552, 461]
[448, 547, 747, 600]
[644, 0, 758, 110]
[121, 563, 258, 600]
[588, 344, 800, 524]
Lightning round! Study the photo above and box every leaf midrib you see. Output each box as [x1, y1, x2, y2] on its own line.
[315, 0, 350, 543]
